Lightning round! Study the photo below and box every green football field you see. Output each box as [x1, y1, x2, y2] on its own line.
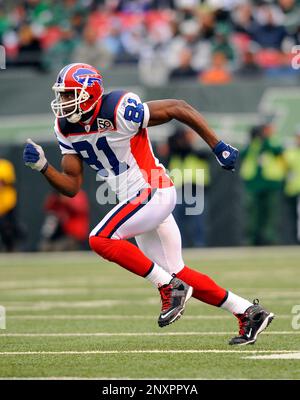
[0, 247, 299, 380]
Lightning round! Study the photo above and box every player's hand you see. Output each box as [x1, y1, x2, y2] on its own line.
[23, 138, 48, 173]
[212, 140, 239, 172]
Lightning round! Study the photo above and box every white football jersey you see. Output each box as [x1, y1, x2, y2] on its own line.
[54, 91, 172, 201]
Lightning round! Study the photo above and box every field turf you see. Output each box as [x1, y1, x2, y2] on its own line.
[0, 247, 299, 380]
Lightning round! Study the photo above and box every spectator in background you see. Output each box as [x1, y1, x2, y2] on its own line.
[283, 129, 300, 244]
[236, 47, 263, 78]
[72, 25, 114, 69]
[169, 47, 198, 80]
[102, 23, 126, 62]
[1, 0, 300, 78]
[13, 24, 44, 70]
[166, 19, 209, 73]
[200, 51, 232, 84]
[44, 26, 77, 70]
[232, 1, 255, 35]
[240, 119, 286, 245]
[56, 0, 86, 26]
[138, 13, 175, 85]
[249, 5, 286, 50]
[0, 6, 11, 42]
[115, 0, 155, 12]
[0, 159, 24, 252]
[211, 23, 236, 66]
[198, 8, 215, 41]
[278, 0, 300, 38]
[167, 127, 211, 247]
[119, 23, 145, 63]
[39, 189, 90, 251]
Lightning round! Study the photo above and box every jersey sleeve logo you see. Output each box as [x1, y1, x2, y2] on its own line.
[124, 98, 144, 124]
[97, 118, 114, 132]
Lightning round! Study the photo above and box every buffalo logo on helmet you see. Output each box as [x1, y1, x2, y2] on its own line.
[72, 68, 102, 87]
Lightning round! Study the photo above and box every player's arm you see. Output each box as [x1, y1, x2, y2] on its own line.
[146, 99, 238, 171]
[147, 99, 219, 148]
[43, 155, 83, 197]
[23, 139, 83, 197]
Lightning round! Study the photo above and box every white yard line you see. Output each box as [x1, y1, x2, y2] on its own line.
[0, 281, 79, 290]
[0, 331, 298, 337]
[1, 288, 299, 300]
[0, 279, 297, 291]
[2, 300, 296, 310]
[2, 300, 296, 311]
[243, 353, 300, 360]
[1, 288, 91, 295]
[0, 274, 298, 292]
[6, 314, 292, 320]
[7, 314, 223, 320]
[0, 349, 298, 355]
[3, 299, 159, 311]
[1, 296, 296, 311]
[0, 285, 152, 293]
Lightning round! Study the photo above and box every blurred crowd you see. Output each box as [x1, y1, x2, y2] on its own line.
[1, 0, 300, 82]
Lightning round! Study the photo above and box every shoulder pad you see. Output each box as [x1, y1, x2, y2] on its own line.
[98, 90, 127, 128]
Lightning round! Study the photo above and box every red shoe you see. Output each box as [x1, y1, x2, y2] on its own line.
[158, 277, 193, 328]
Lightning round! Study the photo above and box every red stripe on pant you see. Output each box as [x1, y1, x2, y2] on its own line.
[96, 187, 152, 238]
[90, 188, 155, 278]
[176, 266, 227, 306]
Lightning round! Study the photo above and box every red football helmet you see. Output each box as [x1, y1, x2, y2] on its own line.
[51, 63, 104, 123]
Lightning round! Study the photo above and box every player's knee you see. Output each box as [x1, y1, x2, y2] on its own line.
[89, 235, 106, 255]
[89, 235, 117, 262]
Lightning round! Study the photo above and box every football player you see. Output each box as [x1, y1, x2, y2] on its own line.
[23, 63, 274, 345]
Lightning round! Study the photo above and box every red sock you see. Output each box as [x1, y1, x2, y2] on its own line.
[89, 236, 153, 277]
[176, 266, 227, 307]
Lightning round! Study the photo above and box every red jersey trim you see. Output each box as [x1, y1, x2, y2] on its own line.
[130, 128, 173, 189]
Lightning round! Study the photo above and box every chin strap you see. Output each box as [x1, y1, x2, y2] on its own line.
[67, 111, 82, 123]
[67, 97, 102, 124]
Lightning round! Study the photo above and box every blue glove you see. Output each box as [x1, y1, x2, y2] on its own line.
[23, 138, 48, 173]
[212, 140, 239, 171]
